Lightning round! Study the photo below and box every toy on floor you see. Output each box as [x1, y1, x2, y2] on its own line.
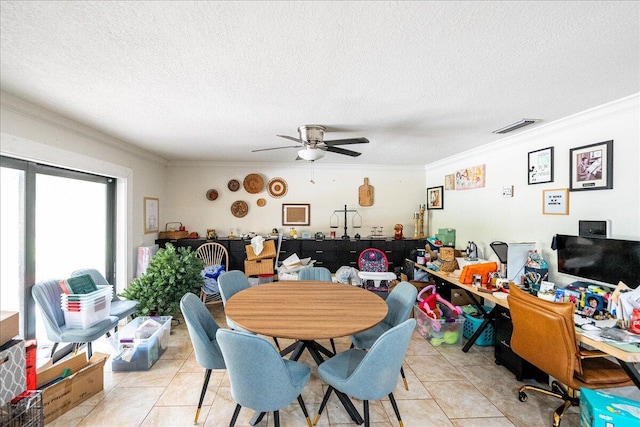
[417, 285, 462, 330]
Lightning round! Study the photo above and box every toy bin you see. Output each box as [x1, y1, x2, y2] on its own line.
[462, 306, 495, 346]
[111, 316, 171, 371]
[61, 285, 112, 329]
[413, 304, 464, 347]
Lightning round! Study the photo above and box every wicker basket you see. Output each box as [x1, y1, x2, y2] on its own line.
[158, 222, 189, 239]
[439, 247, 456, 262]
[244, 258, 274, 276]
[245, 240, 277, 260]
[440, 259, 459, 272]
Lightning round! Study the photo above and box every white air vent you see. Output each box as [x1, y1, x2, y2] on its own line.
[492, 119, 539, 134]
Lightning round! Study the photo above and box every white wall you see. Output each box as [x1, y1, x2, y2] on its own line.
[425, 94, 640, 288]
[163, 162, 426, 239]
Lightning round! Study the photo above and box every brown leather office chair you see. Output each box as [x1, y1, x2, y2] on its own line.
[507, 285, 633, 427]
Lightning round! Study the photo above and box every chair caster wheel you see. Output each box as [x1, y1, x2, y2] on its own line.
[518, 391, 528, 402]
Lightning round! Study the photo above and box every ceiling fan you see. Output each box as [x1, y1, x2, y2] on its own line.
[252, 125, 369, 161]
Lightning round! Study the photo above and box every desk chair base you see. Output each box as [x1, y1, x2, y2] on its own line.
[517, 380, 578, 427]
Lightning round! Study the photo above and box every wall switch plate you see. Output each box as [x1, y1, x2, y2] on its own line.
[502, 185, 514, 197]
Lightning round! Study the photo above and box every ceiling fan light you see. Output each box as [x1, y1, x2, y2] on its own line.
[298, 148, 324, 161]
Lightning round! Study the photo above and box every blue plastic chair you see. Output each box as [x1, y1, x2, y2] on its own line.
[32, 279, 119, 359]
[180, 292, 226, 424]
[217, 328, 313, 427]
[218, 270, 252, 330]
[70, 268, 138, 329]
[350, 281, 417, 390]
[315, 318, 416, 427]
[298, 267, 332, 281]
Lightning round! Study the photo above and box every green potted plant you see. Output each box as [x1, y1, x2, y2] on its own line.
[121, 243, 204, 317]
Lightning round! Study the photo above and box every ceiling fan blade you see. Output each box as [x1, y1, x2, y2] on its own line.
[252, 146, 299, 152]
[326, 146, 362, 157]
[324, 137, 369, 146]
[277, 135, 304, 143]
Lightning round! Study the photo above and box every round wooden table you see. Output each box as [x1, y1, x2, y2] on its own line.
[224, 280, 388, 424]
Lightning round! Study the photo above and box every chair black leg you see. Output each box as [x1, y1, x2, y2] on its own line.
[273, 410, 280, 427]
[313, 386, 334, 425]
[194, 369, 212, 424]
[363, 400, 370, 427]
[297, 395, 313, 427]
[49, 342, 59, 359]
[87, 341, 93, 358]
[400, 366, 409, 390]
[229, 404, 242, 427]
[388, 393, 404, 427]
[329, 338, 337, 355]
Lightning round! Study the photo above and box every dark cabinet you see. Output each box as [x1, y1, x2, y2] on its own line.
[494, 305, 548, 382]
[156, 237, 426, 274]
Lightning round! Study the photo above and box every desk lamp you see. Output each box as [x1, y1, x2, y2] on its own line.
[490, 241, 509, 278]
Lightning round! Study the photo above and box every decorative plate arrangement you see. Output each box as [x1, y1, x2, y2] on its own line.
[206, 189, 219, 201]
[231, 200, 249, 218]
[243, 174, 264, 194]
[257, 198, 266, 207]
[227, 179, 240, 192]
[267, 177, 288, 198]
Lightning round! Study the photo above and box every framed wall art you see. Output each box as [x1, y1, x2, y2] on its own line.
[282, 203, 310, 226]
[426, 186, 444, 210]
[542, 189, 569, 215]
[144, 197, 159, 233]
[528, 146, 554, 184]
[569, 140, 613, 191]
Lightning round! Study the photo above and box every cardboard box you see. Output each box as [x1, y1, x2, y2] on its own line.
[245, 239, 276, 260]
[36, 352, 107, 424]
[0, 339, 25, 405]
[580, 388, 640, 427]
[0, 311, 19, 347]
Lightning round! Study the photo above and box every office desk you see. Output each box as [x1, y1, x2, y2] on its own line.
[225, 281, 388, 424]
[410, 260, 640, 388]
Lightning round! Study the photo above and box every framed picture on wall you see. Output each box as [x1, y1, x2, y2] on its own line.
[426, 186, 444, 210]
[542, 188, 569, 215]
[528, 146, 554, 184]
[569, 140, 613, 191]
[144, 197, 159, 233]
[282, 203, 310, 226]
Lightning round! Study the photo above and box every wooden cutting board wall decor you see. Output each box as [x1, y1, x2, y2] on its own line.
[358, 177, 374, 206]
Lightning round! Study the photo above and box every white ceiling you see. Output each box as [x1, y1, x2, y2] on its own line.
[1, 1, 638, 165]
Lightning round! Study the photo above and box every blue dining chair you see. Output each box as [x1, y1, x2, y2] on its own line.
[217, 329, 313, 427]
[180, 292, 226, 425]
[350, 281, 417, 390]
[298, 267, 332, 282]
[70, 268, 138, 329]
[32, 279, 119, 359]
[315, 318, 416, 427]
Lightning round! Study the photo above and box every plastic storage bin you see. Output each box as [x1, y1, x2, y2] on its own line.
[111, 316, 172, 372]
[413, 304, 464, 346]
[61, 285, 112, 329]
[462, 306, 495, 346]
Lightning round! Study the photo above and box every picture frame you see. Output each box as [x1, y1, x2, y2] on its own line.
[444, 174, 455, 190]
[569, 140, 613, 191]
[282, 203, 310, 226]
[143, 197, 159, 234]
[528, 146, 554, 184]
[542, 188, 569, 215]
[426, 186, 444, 210]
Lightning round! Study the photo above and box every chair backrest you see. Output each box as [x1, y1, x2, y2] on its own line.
[216, 328, 307, 412]
[71, 268, 119, 302]
[32, 279, 66, 338]
[196, 242, 229, 268]
[383, 281, 418, 327]
[341, 318, 416, 400]
[298, 267, 332, 282]
[180, 292, 225, 370]
[508, 285, 581, 383]
[358, 248, 388, 272]
[218, 270, 251, 305]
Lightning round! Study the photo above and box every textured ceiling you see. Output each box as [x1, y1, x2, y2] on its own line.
[1, 1, 638, 165]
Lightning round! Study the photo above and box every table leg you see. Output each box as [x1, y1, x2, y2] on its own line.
[458, 289, 495, 353]
[618, 360, 640, 389]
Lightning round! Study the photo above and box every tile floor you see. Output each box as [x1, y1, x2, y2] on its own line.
[47, 304, 639, 427]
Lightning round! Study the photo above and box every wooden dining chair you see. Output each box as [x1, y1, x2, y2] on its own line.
[196, 242, 228, 305]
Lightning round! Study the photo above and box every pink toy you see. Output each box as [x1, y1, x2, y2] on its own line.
[417, 285, 462, 331]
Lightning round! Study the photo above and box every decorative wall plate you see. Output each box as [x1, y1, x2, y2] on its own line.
[257, 198, 266, 207]
[227, 179, 240, 192]
[267, 177, 288, 198]
[243, 174, 264, 194]
[231, 200, 249, 218]
[206, 189, 219, 201]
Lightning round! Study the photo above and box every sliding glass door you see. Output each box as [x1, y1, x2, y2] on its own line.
[0, 156, 115, 353]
